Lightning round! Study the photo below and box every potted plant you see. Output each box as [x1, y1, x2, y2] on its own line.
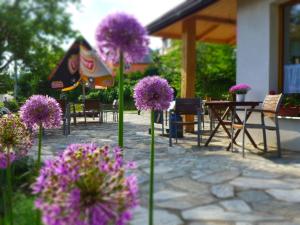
[229, 83, 251, 102]
[279, 95, 300, 117]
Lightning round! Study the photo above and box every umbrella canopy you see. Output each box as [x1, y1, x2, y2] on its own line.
[48, 38, 114, 91]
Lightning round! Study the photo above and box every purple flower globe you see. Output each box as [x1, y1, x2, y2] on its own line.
[32, 144, 138, 225]
[0, 114, 33, 168]
[134, 76, 174, 111]
[20, 95, 62, 130]
[95, 12, 149, 64]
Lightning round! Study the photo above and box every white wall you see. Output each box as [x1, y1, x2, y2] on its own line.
[237, 0, 279, 101]
[236, 0, 300, 152]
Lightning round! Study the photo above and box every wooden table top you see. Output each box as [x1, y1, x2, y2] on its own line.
[204, 101, 261, 107]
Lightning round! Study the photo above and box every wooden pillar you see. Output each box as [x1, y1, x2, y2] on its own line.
[181, 18, 196, 132]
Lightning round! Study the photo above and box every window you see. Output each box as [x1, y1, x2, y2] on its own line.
[283, 1, 300, 93]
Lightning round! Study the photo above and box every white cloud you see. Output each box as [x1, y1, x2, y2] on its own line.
[67, 0, 183, 49]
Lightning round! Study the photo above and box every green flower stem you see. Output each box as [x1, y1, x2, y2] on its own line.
[37, 124, 42, 169]
[36, 124, 43, 225]
[5, 147, 13, 225]
[149, 110, 155, 225]
[118, 51, 124, 148]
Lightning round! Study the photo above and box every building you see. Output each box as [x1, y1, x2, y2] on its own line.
[147, 0, 300, 151]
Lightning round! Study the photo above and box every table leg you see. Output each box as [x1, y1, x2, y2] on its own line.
[205, 107, 232, 146]
[226, 107, 258, 150]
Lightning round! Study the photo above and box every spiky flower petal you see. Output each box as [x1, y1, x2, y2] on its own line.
[20, 95, 62, 130]
[32, 144, 138, 225]
[134, 76, 174, 111]
[95, 12, 149, 64]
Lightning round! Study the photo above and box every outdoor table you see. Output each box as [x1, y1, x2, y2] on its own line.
[204, 101, 261, 150]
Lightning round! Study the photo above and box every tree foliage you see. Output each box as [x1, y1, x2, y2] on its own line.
[0, 0, 80, 73]
[0, 0, 80, 100]
[156, 40, 236, 99]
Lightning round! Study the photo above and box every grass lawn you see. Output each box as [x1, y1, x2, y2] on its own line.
[13, 193, 36, 225]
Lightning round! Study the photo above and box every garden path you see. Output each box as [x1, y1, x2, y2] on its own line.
[31, 112, 300, 225]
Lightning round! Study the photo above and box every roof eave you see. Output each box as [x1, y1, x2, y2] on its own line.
[146, 0, 218, 35]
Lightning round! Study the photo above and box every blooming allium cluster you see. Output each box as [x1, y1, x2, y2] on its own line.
[229, 83, 251, 94]
[0, 114, 33, 168]
[20, 95, 62, 130]
[134, 76, 174, 111]
[95, 12, 149, 64]
[32, 144, 138, 225]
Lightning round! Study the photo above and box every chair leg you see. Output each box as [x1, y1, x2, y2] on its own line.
[275, 116, 281, 158]
[231, 126, 234, 152]
[261, 113, 267, 153]
[197, 112, 202, 147]
[175, 124, 178, 144]
[169, 122, 172, 147]
[262, 127, 267, 153]
[162, 121, 164, 136]
[242, 126, 246, 158]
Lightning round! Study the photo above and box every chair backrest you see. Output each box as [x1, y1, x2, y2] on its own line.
[174, 98, 202, 115]
[84, 99, 101, 111]
[262, 94, 283, 117]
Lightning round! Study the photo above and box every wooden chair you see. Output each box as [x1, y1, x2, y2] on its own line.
[101, 100, 118, 122]
[169, 98, 204, 147]
[231, 94, 283, 157]
[83, 99, 102, 123]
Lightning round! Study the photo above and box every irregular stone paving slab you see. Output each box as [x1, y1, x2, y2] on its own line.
[251, 200, 300, 218]
[182, 205, 284, 222]
[242, 169, 282, 179]
[189, 222, 234, 225]
[220, 199, 252, 213]
[230, 177, 300, 189]
[237, 190, 271, 203]
[143, 165, 173, 174]
[211, 184, 234, 198]
[131, 207, 182, 225]
[195, 170, 241, 184]
[266, 189, 300, 203]
[156, 194, 215, 210]
[236, 223, 253, 225]
[258, 223, 299, 225]
[167, 177, 210, 194]
[191, 170, 216, 180]
[154, 190, 187, 201]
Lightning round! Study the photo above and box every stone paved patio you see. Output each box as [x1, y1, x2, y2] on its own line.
[32, 111, 300, 225]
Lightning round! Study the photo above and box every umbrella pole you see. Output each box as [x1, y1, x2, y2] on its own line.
[82, 83, 86, 124]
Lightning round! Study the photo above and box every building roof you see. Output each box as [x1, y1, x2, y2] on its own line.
[147, 0, 217, 34]
[146, 0, 237, 45]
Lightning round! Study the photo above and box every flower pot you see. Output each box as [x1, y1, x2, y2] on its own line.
[279, 106, 299, 117]
[236, 94, 246, 102]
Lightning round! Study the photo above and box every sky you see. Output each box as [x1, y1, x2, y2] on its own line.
[67, 0, 183, 50]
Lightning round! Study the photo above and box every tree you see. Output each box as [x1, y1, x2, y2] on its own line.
[0, 74, 13, 94]
[0, 0, 80, 73]
[157, 40, 236, 99]
[0, 0, 81, 99]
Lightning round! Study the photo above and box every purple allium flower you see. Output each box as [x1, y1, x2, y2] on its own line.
[32, 144, 139, 225]
[134, 76, 174, 111]
[95, 12, 149, 64]
[229, 83, 251, 94]
[0, 114, 33, 168]
[20, 95, 62, 130]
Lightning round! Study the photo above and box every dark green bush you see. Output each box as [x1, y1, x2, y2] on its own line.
[3, 99, 19, 112]
[0, 156, 36, 217]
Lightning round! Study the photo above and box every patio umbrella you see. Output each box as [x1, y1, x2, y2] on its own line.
[48, 38, 114, 92]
